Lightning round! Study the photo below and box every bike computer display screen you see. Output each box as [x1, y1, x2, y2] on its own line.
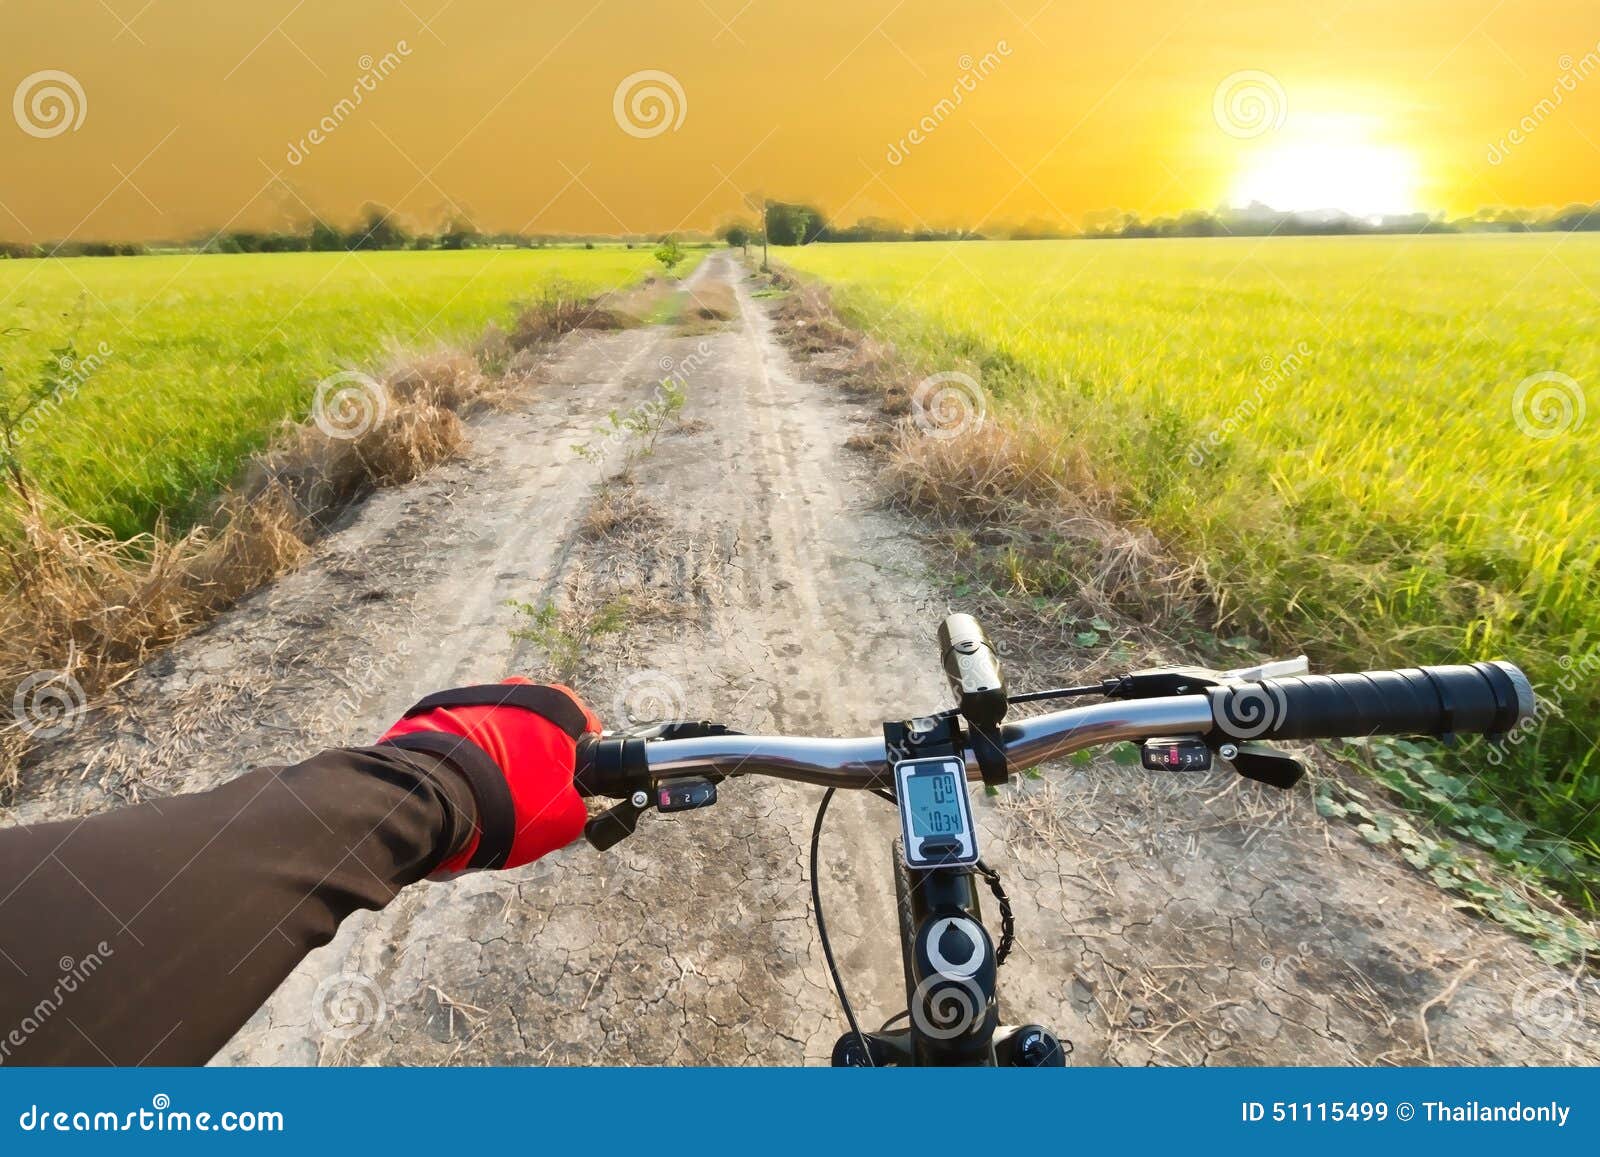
[894, 757, 978, 869]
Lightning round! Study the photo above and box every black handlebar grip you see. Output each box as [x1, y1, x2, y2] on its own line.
[574, 735, 638, 799]
[1206, 661, 1534, 743]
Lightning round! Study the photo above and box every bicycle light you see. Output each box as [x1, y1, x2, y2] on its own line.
[938, 613, 1006, 727]
[938, 613, 1010, 786]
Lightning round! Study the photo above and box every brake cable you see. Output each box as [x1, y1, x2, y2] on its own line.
[809, 788, 875, 1066]
[1006, 682, 1112, 705]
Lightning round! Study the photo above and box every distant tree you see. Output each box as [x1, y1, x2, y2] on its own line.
[765, 202, 828, 246]
[653, 236, 684, 272]
[349, 204, 410, 251]
[718, 221, 756, 251]
[438, 213, 481, 250]
[1005, 218, 1070, 241]
[1549, 202, 1600, 231]
[309, 219, 344, 251]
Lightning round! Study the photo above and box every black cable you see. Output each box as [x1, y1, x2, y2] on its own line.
[880, 1009, 910, 1032]
[1007, 682, 1110, 705]
[809, 787, 874, 1066]
[973, 859, 1015, 965]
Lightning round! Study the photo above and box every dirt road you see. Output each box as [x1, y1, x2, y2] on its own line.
[17, 253, 1597, 1065]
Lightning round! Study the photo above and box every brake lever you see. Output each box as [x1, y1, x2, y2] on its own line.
[1220, 655, 1310, 681]
[586, 792, 650, 851]
[583, 772, 723, 851]
[1221, 741, 1305, 789]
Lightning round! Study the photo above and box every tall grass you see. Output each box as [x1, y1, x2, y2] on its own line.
[782, 235, 1600, 882]
[0, 249, 663, 539]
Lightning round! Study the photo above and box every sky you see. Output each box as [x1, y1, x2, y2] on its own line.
[2, 0, 1599, 242]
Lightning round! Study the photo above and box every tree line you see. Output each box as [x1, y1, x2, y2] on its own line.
[713, 200, 1600, 248]
[0, 205, 694, 259]
[7, 199, 1599, 259]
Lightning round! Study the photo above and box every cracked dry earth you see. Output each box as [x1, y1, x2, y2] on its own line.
[14, 252, 1598, 1066]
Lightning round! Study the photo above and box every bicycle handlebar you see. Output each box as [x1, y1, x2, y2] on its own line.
[576, 660, 1534, 799]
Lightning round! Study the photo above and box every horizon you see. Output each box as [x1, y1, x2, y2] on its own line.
[6, 197, 1597, 252]
[3, 1, 1599, 245]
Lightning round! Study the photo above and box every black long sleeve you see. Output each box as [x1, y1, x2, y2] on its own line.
[0, 746, 477, 1065]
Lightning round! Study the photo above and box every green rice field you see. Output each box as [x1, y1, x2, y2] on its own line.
[783, 235, 1600, 883]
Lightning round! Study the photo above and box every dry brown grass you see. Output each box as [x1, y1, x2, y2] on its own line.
[770, 281, 917, 413]
[507, 278, 669, 350]
[581, 484, 663, 541]
[844, 430, 893, 454]
[0, 339, 526, 795]
[767, 270, 1204, 626]
[678, 281, 738, 330]
[242, 349, 478, 528]
[508, 286, 628, 349]
[887, 426, 1201, 621]
[771, 282, 862, 359]
[0, 486, 309, 790]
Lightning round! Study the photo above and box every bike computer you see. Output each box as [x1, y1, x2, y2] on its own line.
[894, 757, 978, 869]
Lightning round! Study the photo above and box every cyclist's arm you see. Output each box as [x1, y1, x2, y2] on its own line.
[0, 746, 477, 1066]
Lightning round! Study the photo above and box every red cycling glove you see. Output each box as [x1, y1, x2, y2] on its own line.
[378, 678, 600, 874]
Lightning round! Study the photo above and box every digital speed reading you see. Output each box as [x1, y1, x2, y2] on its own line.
[894, 757, 978, 869]
[904, 771, 961, 835]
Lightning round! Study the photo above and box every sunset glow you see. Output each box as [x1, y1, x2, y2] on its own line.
[1, 1, 1597, 241]
[1228, 121, 1424, 217]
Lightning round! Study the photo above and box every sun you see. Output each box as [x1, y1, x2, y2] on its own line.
[1228, 120, 1422, 218]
